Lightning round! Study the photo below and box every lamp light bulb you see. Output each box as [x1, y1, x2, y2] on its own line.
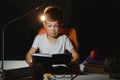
[41, 15, 46, 21]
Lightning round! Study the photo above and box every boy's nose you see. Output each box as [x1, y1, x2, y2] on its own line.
[51, 27, 55, 31]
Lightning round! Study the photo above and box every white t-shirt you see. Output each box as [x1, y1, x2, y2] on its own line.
[32, 33, 74, 54]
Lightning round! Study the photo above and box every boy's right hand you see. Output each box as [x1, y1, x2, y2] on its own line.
[26, 47, 37, 66]
[28, 59, 33, 67]
[26, 56, 33, 67]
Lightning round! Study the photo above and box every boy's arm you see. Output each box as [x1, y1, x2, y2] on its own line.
[26, 47, 37, 66]
[69, 48, 79, 62]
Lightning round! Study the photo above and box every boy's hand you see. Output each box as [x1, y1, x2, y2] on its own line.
[26, 57, 33, 66]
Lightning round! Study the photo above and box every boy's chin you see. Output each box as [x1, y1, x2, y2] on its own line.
[51, 35, 59, 38]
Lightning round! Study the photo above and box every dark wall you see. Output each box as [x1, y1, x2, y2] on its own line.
[71, 0, 120, 59]
[0, 1, 36, 60]
[0, 0, 120, 60]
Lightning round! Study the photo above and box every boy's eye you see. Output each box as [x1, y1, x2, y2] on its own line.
[46, 25, 60, 28]
[46, 25, 51, 27]
[55, 25, 60, 27]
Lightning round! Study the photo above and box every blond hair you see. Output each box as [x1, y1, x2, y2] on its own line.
[43, 6, 63, 23]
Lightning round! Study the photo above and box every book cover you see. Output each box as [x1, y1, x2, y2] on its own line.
[32, 53, 72, 64]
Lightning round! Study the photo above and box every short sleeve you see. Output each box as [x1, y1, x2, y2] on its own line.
[32, 35, 39, 49]
[65, 36, 74, 51]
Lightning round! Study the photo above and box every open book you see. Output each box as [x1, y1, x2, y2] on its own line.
[32, 53, 72, 64]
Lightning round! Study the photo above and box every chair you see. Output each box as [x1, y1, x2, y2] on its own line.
[38, 25, 80, 80]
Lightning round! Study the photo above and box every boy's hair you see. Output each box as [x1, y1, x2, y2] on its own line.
[44, 6, 63, 23]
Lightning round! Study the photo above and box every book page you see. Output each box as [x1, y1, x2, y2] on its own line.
[32, 53, 52, 57]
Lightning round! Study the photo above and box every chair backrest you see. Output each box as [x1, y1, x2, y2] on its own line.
[38, 26, 78, 50]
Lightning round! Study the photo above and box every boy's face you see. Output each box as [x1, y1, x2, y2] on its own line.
[44, 20, 61, 38]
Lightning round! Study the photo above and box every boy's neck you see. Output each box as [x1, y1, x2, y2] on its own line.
[47, 34, 59, 43]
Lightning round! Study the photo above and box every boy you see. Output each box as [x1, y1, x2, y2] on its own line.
[26, 6, 79, 80]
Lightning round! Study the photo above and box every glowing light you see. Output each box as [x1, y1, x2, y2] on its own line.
[40, 15, 46, 21]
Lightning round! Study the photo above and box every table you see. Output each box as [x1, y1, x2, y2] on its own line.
[0, 60, 28, 70]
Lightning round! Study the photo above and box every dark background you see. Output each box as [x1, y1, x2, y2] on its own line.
[0, 0, 120, 60]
